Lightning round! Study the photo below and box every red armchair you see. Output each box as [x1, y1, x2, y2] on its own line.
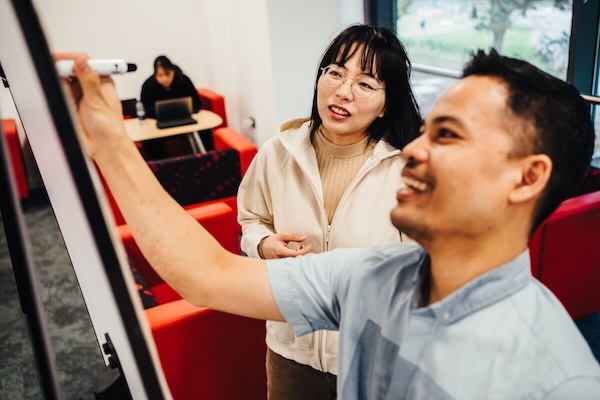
[119, 202, 267, 399]
[197, 87, 257, 180]
[105, 88, 257, 227]
[101, 125, 256, 227]
[197, 88, 228, 129]
[147, 301, 267, 400]
[529, 190, 600, 320]
[213, 127, 257, 178]
[118, 202, 240, 303]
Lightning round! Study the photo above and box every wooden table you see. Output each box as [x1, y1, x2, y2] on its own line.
[124, 109, 223, 153]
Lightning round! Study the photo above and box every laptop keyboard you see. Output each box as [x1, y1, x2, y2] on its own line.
[156, 117, 197, 129]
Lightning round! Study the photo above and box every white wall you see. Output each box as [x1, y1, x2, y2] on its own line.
[0, 0, 363, 186]
[267, 0, 364, 130]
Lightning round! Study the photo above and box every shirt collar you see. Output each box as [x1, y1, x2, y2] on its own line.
[411, 250, 532, 324]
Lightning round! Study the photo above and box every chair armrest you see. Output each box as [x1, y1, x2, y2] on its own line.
[197, 88, 227, 128]
[213, 127, 257, 176]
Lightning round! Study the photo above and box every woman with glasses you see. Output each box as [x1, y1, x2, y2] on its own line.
[237, 24, 421, 399]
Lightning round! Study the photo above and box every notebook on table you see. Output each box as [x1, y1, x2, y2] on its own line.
[155, 96, 197, 129]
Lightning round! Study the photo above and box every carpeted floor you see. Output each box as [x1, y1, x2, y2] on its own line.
[0, 188, 104, 400]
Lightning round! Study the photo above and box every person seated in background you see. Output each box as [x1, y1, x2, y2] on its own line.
[60, 49, 600, 398]
[140, 55, 203, 159]
[140, 55, 201, 118]
[237, 24, 421, 400]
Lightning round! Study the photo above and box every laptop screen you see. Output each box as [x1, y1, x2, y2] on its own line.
[155, 96, 192, 121]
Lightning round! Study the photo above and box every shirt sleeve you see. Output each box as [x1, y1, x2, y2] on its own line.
[266, 248, 370, 337]
[544, 377, 600, 399]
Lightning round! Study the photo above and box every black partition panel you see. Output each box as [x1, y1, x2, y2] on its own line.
[0, 0, 170, 398]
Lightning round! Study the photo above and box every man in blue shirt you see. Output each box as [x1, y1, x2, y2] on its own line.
[62, 48, 600, 398]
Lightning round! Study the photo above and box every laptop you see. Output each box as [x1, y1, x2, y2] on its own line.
[155, 96, 197, 129]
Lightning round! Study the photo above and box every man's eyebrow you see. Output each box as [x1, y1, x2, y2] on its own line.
[430, 115, 466, 130]
[432, 115, 456, 124]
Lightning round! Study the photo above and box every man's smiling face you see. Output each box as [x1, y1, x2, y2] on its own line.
[391, 75, 528, 243]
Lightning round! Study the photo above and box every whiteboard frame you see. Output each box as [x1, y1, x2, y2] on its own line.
[0, 0, 171, 398]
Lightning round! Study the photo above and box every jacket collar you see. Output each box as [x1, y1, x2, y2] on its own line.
[277, 118, 401, 163]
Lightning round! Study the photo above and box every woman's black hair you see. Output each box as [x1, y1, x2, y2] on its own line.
[309, 24, 422, 149]
[153, 55, 183, 76]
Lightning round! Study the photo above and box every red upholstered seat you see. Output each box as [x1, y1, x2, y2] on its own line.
[529, 190, 600, 320]
[118, 202, 241, 296]
[147, 148, 241, 207]
[119, 202, 267, 399]
[213, 127, 257, 177]
[101, 117, 256, 227]
[146, 301, 266, 400]
[1, 118, 29, 199]
[196, 88, 258, 174]
[107, 89, 263, 398]
[101, 145, 247, 228]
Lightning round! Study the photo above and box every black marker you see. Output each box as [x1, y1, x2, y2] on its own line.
[55, 59, 137, 77]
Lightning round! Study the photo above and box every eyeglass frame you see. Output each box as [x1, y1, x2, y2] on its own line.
[319, 65, 384, 99]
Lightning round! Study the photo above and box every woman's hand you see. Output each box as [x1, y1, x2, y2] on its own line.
[259, 233, 312, 259]
[54, 53, 129, 160]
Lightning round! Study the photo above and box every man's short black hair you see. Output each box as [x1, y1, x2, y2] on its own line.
[463, 49, 595, 232]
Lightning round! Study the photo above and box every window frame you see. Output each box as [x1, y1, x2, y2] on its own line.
[367, 0, 600, 94]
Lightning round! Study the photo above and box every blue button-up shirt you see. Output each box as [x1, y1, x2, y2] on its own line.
[268, 242, 600, 399]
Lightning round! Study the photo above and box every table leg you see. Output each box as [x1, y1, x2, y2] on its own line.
[188, 131, 207, 154]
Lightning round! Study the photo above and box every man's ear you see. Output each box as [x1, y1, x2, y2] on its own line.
[508, 154, 552, 204]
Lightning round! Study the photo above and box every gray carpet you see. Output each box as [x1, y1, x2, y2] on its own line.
[0, 189, 105, 400]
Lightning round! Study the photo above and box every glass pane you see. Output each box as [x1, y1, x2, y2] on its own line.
[411, 70, 458, 116]
[397, 0, 573, 79]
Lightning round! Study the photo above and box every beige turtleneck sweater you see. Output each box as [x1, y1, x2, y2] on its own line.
[314, 131, 376, 224]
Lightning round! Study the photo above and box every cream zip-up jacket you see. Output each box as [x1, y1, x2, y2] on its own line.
[237, 118, 405, 374]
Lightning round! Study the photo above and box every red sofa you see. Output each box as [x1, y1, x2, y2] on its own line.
[147, 302, 267, 400]
[529, 189, 600, 320]
[119, 202, 267, 399]
[101, 124, 256, 228]
[112, 88, 263, 397]
[197, 87, 257, 176]
[118, 202, 241, 303]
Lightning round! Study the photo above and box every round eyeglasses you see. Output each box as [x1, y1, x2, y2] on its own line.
[320, 65, 383, 99]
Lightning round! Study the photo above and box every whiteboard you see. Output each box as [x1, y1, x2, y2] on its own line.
[0, 0, 171, 398]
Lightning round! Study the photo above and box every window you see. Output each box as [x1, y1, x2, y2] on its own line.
[367, 0, 600, 155]
[397, 0, 573, 79]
